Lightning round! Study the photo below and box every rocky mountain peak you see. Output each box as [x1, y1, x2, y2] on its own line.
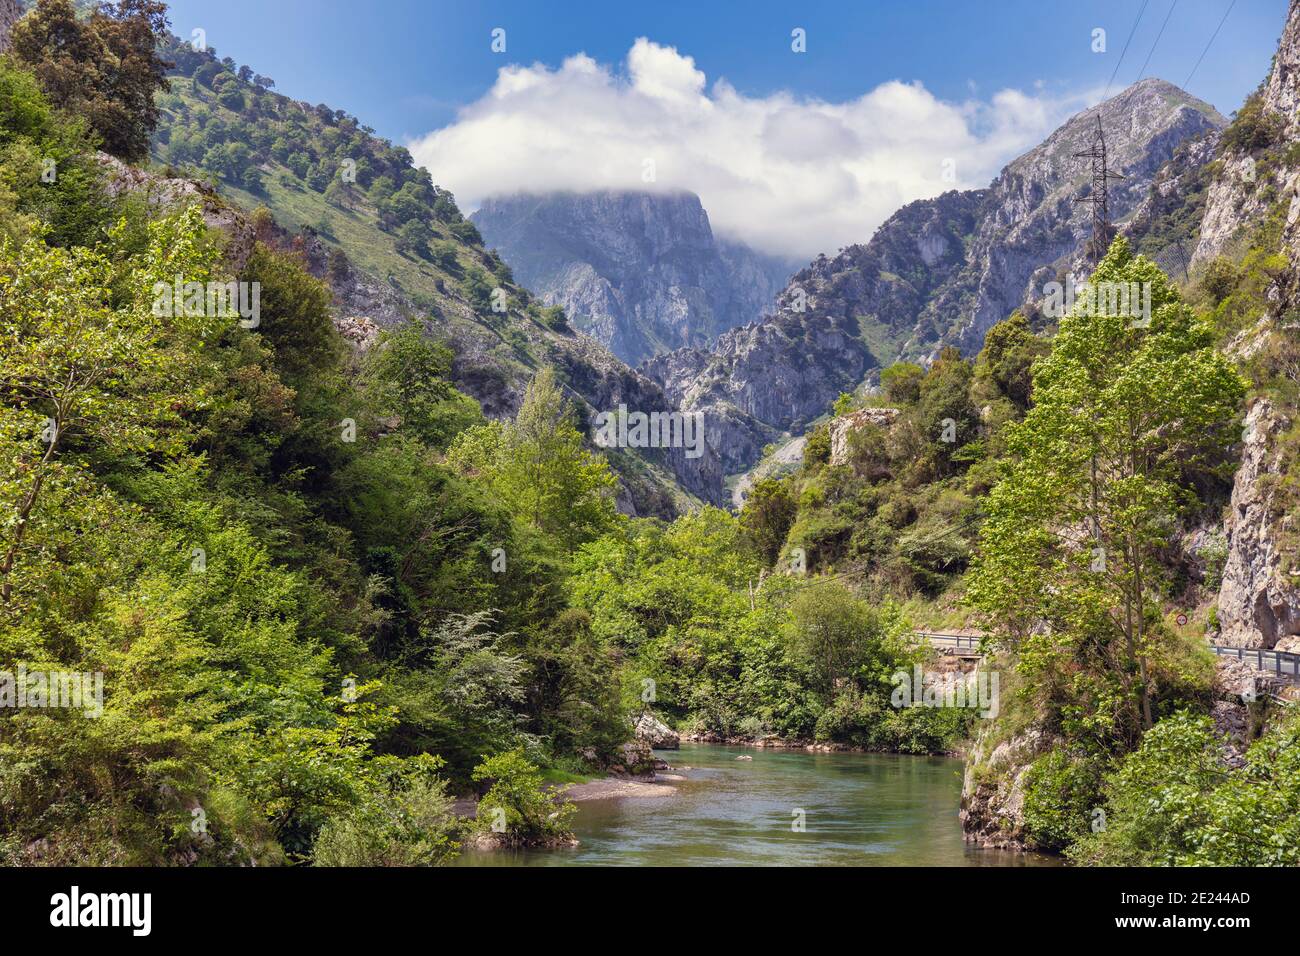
[642, 78, 1225, 481]
[472, 189, 793, 366]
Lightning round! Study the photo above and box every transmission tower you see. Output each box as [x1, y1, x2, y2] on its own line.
[1073, 115, 1125, 265]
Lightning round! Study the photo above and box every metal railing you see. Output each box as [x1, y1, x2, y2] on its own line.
[915, 632, 983, 652]
[915, 632, 1300, 681]
[1210, 644, 1300, 680]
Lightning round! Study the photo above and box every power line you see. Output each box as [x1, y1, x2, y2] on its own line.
[1183, 0, 1237, 88]
[1135, 0, 1179, 83]
[1104, 0, 1151, 101]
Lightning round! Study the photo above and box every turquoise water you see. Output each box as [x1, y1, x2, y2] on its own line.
[454, 742, 1057, 867]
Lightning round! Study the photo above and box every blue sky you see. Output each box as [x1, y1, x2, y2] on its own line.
[159, 0, 1290, 258]
[163, 0, 1285, 141]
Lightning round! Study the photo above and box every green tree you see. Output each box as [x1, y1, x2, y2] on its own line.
[448, 368, 618, 553]
[969, 238, 1244, 739]
[11, 0, 172, 162]
[471, 748, 576, 845]
[0, 208, 219, 604]
[360, 323, 481, 448]
[784, 581, 896, 697]
[740, 477, 796, 566]
[241, 243, 340, 382]
[880, 361, 924, 405]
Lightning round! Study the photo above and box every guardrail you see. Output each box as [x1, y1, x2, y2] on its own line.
[915, 632, 983, 651]
[915, 631, 1300, 682]
[1210, 644, 1300, 680]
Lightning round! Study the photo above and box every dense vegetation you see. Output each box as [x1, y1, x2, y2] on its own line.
[0, 1, 615, 864]
[1, 0, 1296, 869]
[142, 13, 694, 515]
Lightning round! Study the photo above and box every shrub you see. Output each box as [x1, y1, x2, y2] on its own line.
[313, 776, 459, 867]
[1220, 94, 1285, 154]
[1021, 750, 1105, 852]
[471, 749, 576, 845]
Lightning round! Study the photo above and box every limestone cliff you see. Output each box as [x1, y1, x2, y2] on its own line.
[0, 0, 19, 54]
[1209, 0, 1300, 650]
[1194, 1, 1300, 267]
[472, 191, 792, 366]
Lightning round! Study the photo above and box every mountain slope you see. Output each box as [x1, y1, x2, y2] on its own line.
[149, 37, 723, 510]
[471, 190, 792, 366]
[1200, 0, 1300, 652]
[645, 78, 1226, 479]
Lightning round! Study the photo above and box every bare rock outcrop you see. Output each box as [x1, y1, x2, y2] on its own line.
[828, 407, 900, 466]
[959, 725, 1055, 850]
[0, 0, 19, 55]
[97, 153, 258, 273]
[1216, 399, 1300, 648]
[1194, 1, 1300, 266]
[472, 190, 792, 366]
[632, 711, 679, 750]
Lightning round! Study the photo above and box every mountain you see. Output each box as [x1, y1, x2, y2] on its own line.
[1193, 0, 1300, 270]
[645, 78, 1227, 478]
[471, 190, 793, 366]
[149, 36, 725, 511]
[930, 78, 1224, 357]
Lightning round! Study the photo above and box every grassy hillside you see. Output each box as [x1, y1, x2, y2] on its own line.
[149, 40, 705, 515]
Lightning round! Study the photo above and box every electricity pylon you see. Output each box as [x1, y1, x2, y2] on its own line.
[1073, 115, 1126, 265]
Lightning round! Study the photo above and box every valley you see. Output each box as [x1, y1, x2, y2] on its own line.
[0, 0, 1298, 881]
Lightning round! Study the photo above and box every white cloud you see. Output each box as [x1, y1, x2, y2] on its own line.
[408, 38, 1093, 261]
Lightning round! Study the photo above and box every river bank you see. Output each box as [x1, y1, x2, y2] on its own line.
[677, 731, 969, 758]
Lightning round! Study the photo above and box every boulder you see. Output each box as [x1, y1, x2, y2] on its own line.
[633, 711, 680, 750]
[609, 739, 656, 778]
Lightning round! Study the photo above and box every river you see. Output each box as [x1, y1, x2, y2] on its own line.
[454, 743, 1058, 867]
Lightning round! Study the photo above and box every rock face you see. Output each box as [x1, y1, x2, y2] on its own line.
[1216, 399, 1300, 649]
[936, 79, 1223, 358]
[1194, 1, 1300, 266]
[1120, 129, 1220, 276]
[959, 725, 1054, 850]
[632, 711, 679, 750]
[645, 80, 1224, 478]
[643, 306, 874, 474]
[97, 153, 258, 273]
[0, 0, 19, 54]
[1211, 658, 1284, 765]
[472, 191, 792, 365]
[828, 407, 899, 466]
[1265, 1, 1300, 317]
